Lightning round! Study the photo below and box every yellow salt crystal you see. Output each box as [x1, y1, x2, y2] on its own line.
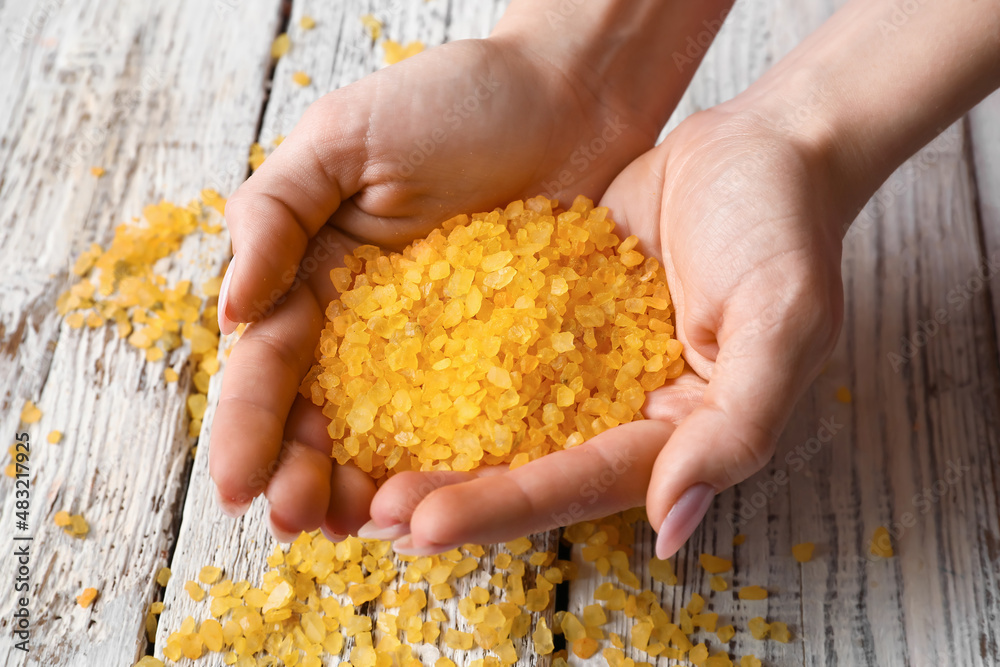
[792, 541, 815, 563]
[360, 14, 382, 41]
[47, 430, 62, 444]
[836, 386, 852, 403]
[249, 142, 266, 170]
[699, 553, 732, 574]
[184, 581, 205, 602]
[740, 657, 762, 667]
[349, 583, 381, 605]
[733, 534, 746, 546]
[198, 566, 221, 585]
[572, 637, 599, 659]
[532, 617, 554, 655]
[90, 166, 105, 177]
[199, 618, 224, 651]
[748, 617, 770, 640]
[54, 511, 71, 527]
[560, 612, 585, 641]
[77, 587, 98, 608]
[155, 567, 171, 586]
[769, 621, 792, 643]
[292, 71, 311, 86]
[271, 33, 290, 58]
[648, 557, 677, 585]
[689, 643, 709, 665]
[134, 658, 165, 667]
[710, 575, 728, 591]
[717, 625, 736, 643]
[383, 40, 424, 65]
[870, 526, 893, 557]
[263, 580, 294, 612]
[164, 368, 178, 383]
[68, 514, 89, 537]
[20, 400, 41, 424]
[300, 15, 316, 29]
[505, 537, 532, 556]
[187, 393, 207, 420]
[738, 585, 768, 600]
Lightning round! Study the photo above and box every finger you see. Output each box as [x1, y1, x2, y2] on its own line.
[219, 94, 367, 333]
[264, 439, 332, 542]
[323, 463, 378, 539]
[387, 420, 674, 553]
[360, 469, 495, 540]
[277, 395, 379, 539]
[646, 301, 835, 559]
[209, 282, 323, 516]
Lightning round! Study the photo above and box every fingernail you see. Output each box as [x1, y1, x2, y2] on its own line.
[357, 519, 410, 541]
[268, 514, 301, 543]
[392, 534, 462, 557]
[218, 257, 238, 335]
[655, 483, 715, 560]
[214, 487, 251, 519]
[320, 527, 347, 543]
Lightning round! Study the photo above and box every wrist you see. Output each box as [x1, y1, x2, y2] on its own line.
[490, 0, 736, 143]
[727, 0, 1000, 231]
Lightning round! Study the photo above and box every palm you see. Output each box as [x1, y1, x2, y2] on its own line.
[314, 39, 654, 248]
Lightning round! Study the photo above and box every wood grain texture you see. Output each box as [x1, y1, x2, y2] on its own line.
[158, 2, 557, 666]
[0, 0, 281, 664]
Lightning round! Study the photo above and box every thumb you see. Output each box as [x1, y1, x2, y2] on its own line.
[646, 300, 834, 559]
[218, 94, 367, 333]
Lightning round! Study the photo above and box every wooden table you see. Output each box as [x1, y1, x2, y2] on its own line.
[1, 0, 998, 665]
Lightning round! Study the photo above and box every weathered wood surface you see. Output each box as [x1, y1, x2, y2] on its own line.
[0, 0, 282, 664]
[3, 0, 1000, 665]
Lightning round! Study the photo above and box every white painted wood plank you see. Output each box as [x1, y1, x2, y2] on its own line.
[0, 0, 282, 663]
[969, 89, 1000, 352]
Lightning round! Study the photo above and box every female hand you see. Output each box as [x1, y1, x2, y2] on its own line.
[367, 103, 846, 556]
[369, 0, 1000, 555]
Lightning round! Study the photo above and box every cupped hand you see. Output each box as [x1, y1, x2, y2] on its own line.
[208, 37, 661, 541]
[371, 105, 847, 557]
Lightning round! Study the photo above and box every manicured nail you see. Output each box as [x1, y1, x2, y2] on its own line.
[217, 257, 238, 335]
[357, 519, 410, 541]
[214, 487, 251, 519]
[392, 534, 462, 557]
[267, 514, 301, 543]
[320, 527, 347, 543]
[655, 483, 715, 560]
